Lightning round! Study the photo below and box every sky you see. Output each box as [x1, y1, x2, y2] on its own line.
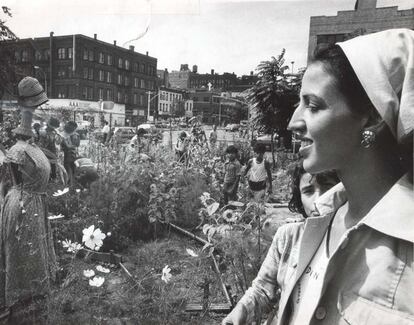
[2, 0, 413, 76]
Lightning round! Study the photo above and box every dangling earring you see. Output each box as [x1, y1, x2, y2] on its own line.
[361, 130, 376, 148]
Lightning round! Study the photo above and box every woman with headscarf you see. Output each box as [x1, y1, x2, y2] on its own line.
[0, 77, 57, 322]
[223, 29, 413, 325]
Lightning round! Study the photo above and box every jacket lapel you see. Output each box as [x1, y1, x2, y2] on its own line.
[277, 214, 332, 324]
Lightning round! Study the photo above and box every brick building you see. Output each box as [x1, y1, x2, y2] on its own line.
[308, 0, 414, 60]
[189, 89, 247, 125]
[169, 64, 252, 92]
[0, 33, 158, 126]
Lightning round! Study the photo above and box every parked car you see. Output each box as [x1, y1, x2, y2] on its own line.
[225, 124, 240, 132]
[137, 123, 157, 132]
[112, 127, 136, 144]
[255, 134, 279, 152]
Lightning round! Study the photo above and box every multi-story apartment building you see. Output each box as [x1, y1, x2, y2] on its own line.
[308, 0, 414, 60]
[157, 86, 193, 119]
[168, 64, 250, 92]
[0, 32, 158, 126]
[189, 89, 247, 125]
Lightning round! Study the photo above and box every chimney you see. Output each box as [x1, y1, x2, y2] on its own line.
[129, 45, 135, 51]
[164, 68, 168, 72]
[114, 40, 117, 46]
[50, 31, 54, 37]
[180, 64, 189, 71]
[192, 65, 198, 73]
[94, 33, 97, 40]
[146, 51, 148, 56]
[250, 71, 253, 76]
[355, 0, 377, 10]
[211, 69, 214, 75]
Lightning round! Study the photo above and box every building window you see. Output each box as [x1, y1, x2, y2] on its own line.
[117, 91, 122, 103]
[106, 71, 112, 83]
[134, 77, 139, 88]
[83, 67, 88, 79]
[139, 63, 145, 73]
[133, 62, 138, 72]
[99, 52, 105, 64]
[133, 93, 137, 105]
[83, 49, 88, 60]
[107, 54, 113, 65]
[87, 87, 93, 100]
[82, 87, 87, 99]
[140, 79, 145, 89]
[88, 68, 94, 80]
[14, 51, 21, 63]
[35, 51, 42, 61]
[118, 58, 123, 69]
[117, 74, 122, 85]
[19, 50, 28, 62]
[98, 88, 103, 100]
[124, 94, 129, 104]
[125, 60, 130, 70]
[68, 86, 76, 98]
[106, 89, 113, 101]
[139, 94, 144, 105]
[99, 70, 105, 82]
[68, 48, 73, 59]
[57, 86, 67, 98]
[57, 67, 66, 78]
[125, 76, 129, 86]
[68, 66, 74, 78]
[88, 50, 94, 61]
[58, 48, 66, 59]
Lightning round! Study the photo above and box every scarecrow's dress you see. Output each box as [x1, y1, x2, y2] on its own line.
[0, 140, 56, 309]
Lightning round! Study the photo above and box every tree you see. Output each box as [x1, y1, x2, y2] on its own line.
[247, 49, 302, 167]
[0, 6, 20, 123]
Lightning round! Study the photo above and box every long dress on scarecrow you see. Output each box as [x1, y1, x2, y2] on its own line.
[0, 77, 57, 320]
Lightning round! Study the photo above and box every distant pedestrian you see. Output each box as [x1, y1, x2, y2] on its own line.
[38, 117, 60, 180]
[243, 143, 272, 202]
[222, 145, 241, 205]
[209, 125, 218, 148]
[175, 131, 189, 163]
[61, 121, 80, 186]
[102, 121, 110, 144]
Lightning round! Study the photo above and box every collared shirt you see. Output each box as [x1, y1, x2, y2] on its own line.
[224, 159, 241, 185]
[237, 173, 414, 325]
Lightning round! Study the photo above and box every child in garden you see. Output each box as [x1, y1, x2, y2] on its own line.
[243, 143, 272, 202]
[222, 145, 241, 205]
[223, 162, 339, 324]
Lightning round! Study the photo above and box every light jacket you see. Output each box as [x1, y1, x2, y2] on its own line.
[238, 173, 414, 325]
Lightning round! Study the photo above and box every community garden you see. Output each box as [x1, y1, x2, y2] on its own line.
[32, 130, 299, 325]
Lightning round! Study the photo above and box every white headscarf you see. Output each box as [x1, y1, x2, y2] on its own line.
[337, 29, 413, 144]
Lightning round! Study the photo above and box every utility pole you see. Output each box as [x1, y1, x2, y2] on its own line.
[146, 91, 152, 122]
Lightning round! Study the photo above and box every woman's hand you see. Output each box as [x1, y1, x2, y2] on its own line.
[222, 304, 248, 325]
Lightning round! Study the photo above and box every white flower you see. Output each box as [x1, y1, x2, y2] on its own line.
[106, 232, 111, 237]
[161, 265, 172, 283]
[89, 276, 105, 287]
[61, 239, 82, 253]
[186, 248, 199, 257]
[82, 225, 106, 251]
[75, 189, 81, 193]
[48, 214, 65, 220]
[83, 269, 95, 278]
[96, 265, 110, 273]
[53, 187, 70, 197]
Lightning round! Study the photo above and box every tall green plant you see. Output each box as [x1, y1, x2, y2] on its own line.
[248, 49, 302, 166]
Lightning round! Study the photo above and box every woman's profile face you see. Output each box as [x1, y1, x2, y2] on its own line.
[300, 172, 338, 217]
[288, 62, 366, 174]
